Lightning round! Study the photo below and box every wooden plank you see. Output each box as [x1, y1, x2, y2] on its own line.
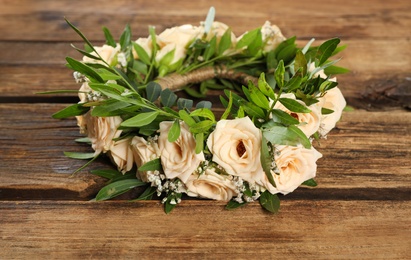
[0, 200, 410, 259]
[1, 38, 410, 109]
[1, 103, 410, 200]
[0, 0, 410, 41]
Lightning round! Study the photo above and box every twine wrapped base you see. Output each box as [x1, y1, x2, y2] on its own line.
[156, 65, 259, 91]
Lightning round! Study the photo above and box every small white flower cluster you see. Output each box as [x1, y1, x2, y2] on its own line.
[196, 160, 210, 175]
[73, 71, 86, 83]
[268, 144, 281, 175]
[233, 177, 262, 204]
[117, 52, 127, 68]
[146, 170, 185, 205]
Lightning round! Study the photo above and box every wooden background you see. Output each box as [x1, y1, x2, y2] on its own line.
[1, 0, 410, 258]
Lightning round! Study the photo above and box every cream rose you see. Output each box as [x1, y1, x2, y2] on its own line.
[207, 117, 264, 184]
[133, 37, 153, 60]
[131, 136, 160, 182]
[158, 121, 205, 183]
[75, 111, 122, 155]
[185, 168, 238, 201]
[261, 21, 286, 52]
[108, 137, 134, 174]
[318, 87, 346, 136]
[83, 44, 121, 66]
[156, 24, 201, 66]
[262, 145, 322, 195]
[273, 93, 322, 137]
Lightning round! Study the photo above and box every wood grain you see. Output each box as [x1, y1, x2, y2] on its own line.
[1, 104, 410, 200]
[1, 200, 410, 259]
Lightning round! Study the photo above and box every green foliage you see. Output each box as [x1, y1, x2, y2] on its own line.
[259, 191, 280, 213]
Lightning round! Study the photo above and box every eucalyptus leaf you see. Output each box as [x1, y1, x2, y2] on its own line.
[95, 179, 146, 201]
[146, 81, 162, 102]
[196, 101, 212, 109]
[177, 98, 193, 110]
[259, 191, 280, 214]
[52, 103, 90, 119]
[121, 111, 159, 127]
[161, 88, 178, 107]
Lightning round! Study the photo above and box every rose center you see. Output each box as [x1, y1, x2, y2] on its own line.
[290, 112, 299, 120]
[236, 141, 246, 157]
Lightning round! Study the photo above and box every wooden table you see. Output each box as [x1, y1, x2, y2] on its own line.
[1, 0, 410, 258]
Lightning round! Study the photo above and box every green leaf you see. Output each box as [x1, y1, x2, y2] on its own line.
[52, 103, 90, 119]
[66, 57, 103, 82]
[196, 101, 212, 109]
[294, 49, 307, 76]
[218, 28, 232, 56]
[119, 24, 132, 52]
[70, 44, 101, 60]
[146, 81, 162, 102]
[90, 169, 122, 179]
[179, 110, 196, 127]
[190, 120, 214, 134]
[133, 42, 151, 65]
[75, 137, 91, 143]
[204, 36, 216, 61]
[177, 98, 193, 111]
[271, 109, 300, 125]
[236, 28, 260, 50]
[279, 98, 311, 113]
[263, 125, 311, 149]
[285, 75, 304, 92]
[102, 26, 117, 47]
[161, 88, 178, 107]
[95, 68, 122, 81]
[168, 119, 181, 142]
[258, 72, 275, 100]
[221, 91, 233, 120]
[195, 133, 204, 154]
[132, 186, 157, 201]
[301, 178, 318, 187]
[240, 101, 265, 119]
[91, 100, 131, 117]
[249, 83, 270, 110]
[225, 200, 248, 210]
[139, 158, 161, 172]
[121, 111, 159, 127]
[95, 179, 146, 201]
[204, 6, 216, 34]
[190, 108, 216, 122]
[65, 18, 99, 59]
[331, 44, 347, 56]
[316, 38, 340, 66]
[324, 65, 350, 75]
[64, 152, 96, 160]
[259, 191, 280, 214]
[260, 137, 276, 188]
[274, 60, 285, 88]
[321, 107, 334, 115]
[343, 105, 355, 112]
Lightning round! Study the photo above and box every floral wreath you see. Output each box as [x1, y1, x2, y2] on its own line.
[49, 7, 348, 214]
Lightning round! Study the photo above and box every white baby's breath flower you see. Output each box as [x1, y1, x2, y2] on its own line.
[261, 21, 286, 52]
